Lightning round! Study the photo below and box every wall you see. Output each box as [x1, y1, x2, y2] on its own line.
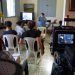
[20, 0, 38, 20]
[37, 0, 56, 17]
[20, 0, 57, 21]
[56, 0, 65, 22]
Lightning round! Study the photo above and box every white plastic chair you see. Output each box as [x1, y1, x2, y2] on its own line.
[3, 34, 20, 54]
[24, 37, 41, 64]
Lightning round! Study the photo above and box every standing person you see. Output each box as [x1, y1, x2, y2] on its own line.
[38, 13, 47, 27]
[19, 20, 44, 55]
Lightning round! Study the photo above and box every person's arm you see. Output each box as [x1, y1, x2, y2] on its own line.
[18, 31, 26, 44]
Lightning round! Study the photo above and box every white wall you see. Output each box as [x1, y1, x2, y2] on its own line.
[56, 0, 65, 22]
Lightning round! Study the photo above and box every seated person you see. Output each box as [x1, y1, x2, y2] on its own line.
[2, 21, 29, 75]
[0, 38, 29, 75]
[15, 20, 25, 38]
[19, 20, 44, 55]
[2, 21, 18, 49]
[3, 21, 17, 35]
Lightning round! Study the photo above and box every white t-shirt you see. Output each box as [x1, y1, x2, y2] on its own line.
[15, 25, 25, 36]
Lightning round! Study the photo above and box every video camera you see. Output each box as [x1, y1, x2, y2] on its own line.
[51, 26, 75, 75]
[51, 26, 75, 54]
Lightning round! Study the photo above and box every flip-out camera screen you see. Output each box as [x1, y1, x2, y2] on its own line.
[58, 34, 74, 44]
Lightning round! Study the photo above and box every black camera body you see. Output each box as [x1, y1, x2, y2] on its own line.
[52, 26, 75, 53]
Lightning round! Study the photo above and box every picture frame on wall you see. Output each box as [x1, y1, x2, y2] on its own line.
[69, 0, 75, 11]
[24, 4, 34, 12]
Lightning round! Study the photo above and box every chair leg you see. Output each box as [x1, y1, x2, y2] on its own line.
[35, 52, 41, 65]
[34, 52, 37, 65]
[22, 60, 29, 75]
[37, 52, 40, 58]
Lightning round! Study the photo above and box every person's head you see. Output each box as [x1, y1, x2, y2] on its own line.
[16, 20, 25, 27]
[41, 13, 45, 16]
[4, 21, 12, 29]
[0, 38, 3, 51]
[27, 21, 36, 30]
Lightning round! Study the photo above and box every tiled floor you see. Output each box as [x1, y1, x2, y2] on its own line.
[28, 34, 54, 75]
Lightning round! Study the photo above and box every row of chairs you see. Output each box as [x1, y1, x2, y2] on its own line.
[0, 34, 42, 75]
[1, 27, 47, 75]
[2, 26, 47, 64]
[3, 34, 41, 64]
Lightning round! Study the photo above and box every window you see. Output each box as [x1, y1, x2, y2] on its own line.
[6, 0, 15, 17]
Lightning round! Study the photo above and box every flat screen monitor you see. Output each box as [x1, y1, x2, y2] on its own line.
[21, 12, 33, 20]
[58, 34, 74, 44]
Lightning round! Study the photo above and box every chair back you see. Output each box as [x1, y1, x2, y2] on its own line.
[24, 37, 38, 51]
[3, 34, 20, 53]
[0, 58, 23, 75]
[24, 37, 40, 64]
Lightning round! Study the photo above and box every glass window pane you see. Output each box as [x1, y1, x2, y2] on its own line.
[7, 0, 15, 17]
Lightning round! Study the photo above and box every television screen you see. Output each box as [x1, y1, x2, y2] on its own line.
[58, 34, 74, 44]
[22, 12, 33, 20]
